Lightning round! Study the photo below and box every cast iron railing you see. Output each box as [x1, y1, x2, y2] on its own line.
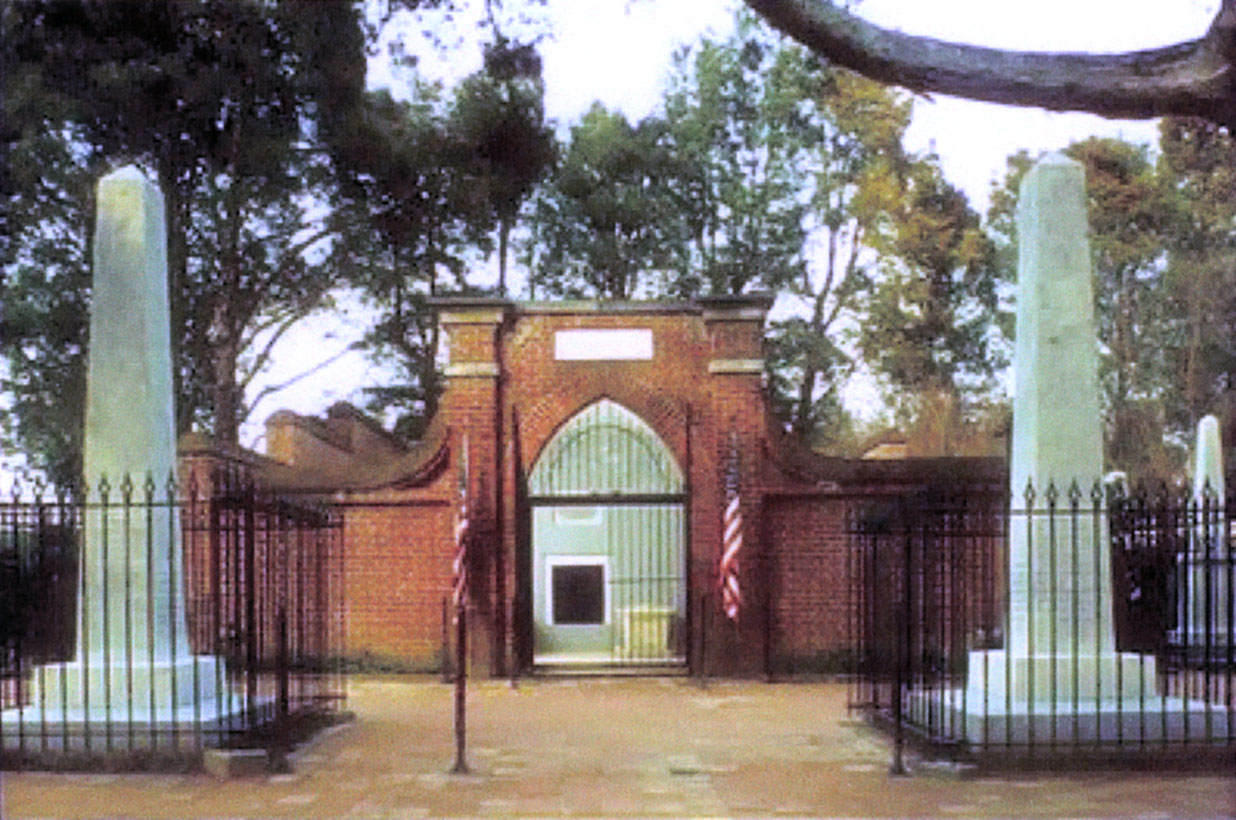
[850, 482, 1235, 762]
[0, 469, 345, 769]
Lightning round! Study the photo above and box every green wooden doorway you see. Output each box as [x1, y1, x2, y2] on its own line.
[528, 400, 686, 667]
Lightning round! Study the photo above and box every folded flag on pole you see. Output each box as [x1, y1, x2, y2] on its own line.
[453, 434, 470, 609]
[719, 434, 742, 621]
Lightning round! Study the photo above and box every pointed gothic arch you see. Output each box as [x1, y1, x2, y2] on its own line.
[529, 399, 684, 498]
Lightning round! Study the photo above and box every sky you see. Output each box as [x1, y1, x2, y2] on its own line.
[233, 0, 1225, 450]
[7, 0, 1217, 465]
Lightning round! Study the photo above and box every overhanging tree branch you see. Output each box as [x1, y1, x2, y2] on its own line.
[743, 0, 1236, 127]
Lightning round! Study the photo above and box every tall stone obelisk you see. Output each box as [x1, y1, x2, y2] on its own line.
[1004, 153, 1121, 669]
[4, 167, 227, 735]
[963, 154, 1156, 737]
[80, 165, 187, 664]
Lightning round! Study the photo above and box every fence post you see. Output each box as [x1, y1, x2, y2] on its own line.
[441, 596, 452, 683]
[270, 604, 290, 773]
[244, 479, 258, 729]
[891, 497, 909, 776]
[696, 588, 709, 690]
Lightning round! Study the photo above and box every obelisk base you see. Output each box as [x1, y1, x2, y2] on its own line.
[1, 656, 263, 752]
[965, 649, 1156, 705]
[940, 650, 1226, 745]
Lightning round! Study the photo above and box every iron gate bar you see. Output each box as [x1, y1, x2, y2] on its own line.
[848, 485, 1236, 761]
[528, 494, 686, 506]
[2, 474, 344, 769]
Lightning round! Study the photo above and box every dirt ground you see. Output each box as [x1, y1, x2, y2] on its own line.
[1, 675, 1233, 818]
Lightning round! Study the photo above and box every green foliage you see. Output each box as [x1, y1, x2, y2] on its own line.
[523, 14, 925, 445]
[1157, 118, 1236, 438]
[765, 317, 851, 449]
[1069, 138, 1174, 426]
[2, 1, 375, 462]
[769, 66, 913, 441]
[523, 103, 680, 299]
[2, 3, 559, 465]
[452, 39, 556, 293]
[660, 16, 814, 296]
[0, 126, 100, 486]
[336, 83, 499, 436]
[859, 158, 1003, 401]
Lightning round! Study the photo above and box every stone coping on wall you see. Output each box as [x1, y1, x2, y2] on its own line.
[769, 445, 1007, 491]
[427, 293, 776, 317]
[178, 418, 451, 495]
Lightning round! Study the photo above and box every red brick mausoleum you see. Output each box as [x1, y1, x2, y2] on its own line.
[181, 296, 1001, 678]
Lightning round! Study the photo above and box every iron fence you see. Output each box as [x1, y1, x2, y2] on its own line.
[0, 469, 345, 768]
[850, 483, 1235, 762]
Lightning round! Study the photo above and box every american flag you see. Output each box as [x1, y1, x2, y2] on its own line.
[452, 435, 470, 609]
[719, 435, 742, 621]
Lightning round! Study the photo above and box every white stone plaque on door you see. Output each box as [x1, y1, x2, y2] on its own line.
[554, 328, 653, 360]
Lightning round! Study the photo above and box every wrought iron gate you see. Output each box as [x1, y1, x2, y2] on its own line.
[527, 400, 687, 668]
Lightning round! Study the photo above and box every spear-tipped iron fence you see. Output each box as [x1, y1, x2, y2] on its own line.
[0, 469, 345, 769]
[850, 481, 1235, 763]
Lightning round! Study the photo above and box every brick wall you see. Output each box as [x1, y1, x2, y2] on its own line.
[237, 297, 1006, 679]
[339, 492, 453, 668]
[763, 493, 854, 672]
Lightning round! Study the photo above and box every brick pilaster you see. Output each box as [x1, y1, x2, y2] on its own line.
[433, 297, 513, 676]
[698, 294, 774, 677]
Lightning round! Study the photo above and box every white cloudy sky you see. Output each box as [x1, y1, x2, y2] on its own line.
[0, 0, 1215, 481]
[239, 0, 1218, 445]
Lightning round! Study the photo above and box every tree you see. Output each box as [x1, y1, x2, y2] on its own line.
[1158, 117, 1236, 436]
[452, 40, 556, 295]
[742, 0, 1236, 127]
[769, 65, 912, 442]
[660, 15, 814, 296]
[661, 23, 936, 445]
[523, 19, 920, 446]
[1071, 138, 1175, 474]
[858, 157, 1002, 403]
[0, 127, 100, 486]
[2, 0, 374, 455]
[523, 104, 679, 299]
[338, 87, 494, 438]
[181, 154, 345, 447]
[988, 138, 1181, 479]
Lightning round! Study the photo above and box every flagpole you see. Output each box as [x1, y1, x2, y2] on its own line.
[452, 601, 468, 774]
[451, 435, 470, 775]
[719, 433, 744, 672]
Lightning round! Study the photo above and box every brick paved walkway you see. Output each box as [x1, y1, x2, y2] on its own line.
[2, 676, 1233, 818]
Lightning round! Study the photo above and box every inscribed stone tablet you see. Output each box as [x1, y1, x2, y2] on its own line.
[554, 329, 653, 360]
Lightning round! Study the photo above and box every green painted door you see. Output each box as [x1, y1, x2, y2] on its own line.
[529, 401, 686, 665]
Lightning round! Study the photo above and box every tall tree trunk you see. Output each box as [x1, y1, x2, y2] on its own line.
[212, 340, 241, 450]
[1186, 274, 1203, 428]
[792, 290, 829, 441]
[160, 158, 195, 437]
[498, 217, 510, 296]
[212, 174, 245, 450]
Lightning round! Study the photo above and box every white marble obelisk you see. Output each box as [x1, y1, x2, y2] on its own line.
[1173, 415, 1232, 647]
[80, 165, 188, 665]
[4, 167, 227, 738]
[962, 154, 1162, 740]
